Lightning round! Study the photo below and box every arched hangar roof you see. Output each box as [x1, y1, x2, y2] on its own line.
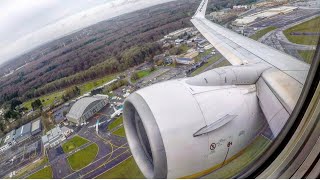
[67, 96, 106, 120]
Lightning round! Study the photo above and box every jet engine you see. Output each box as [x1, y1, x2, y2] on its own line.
[123, 65, 268, 178]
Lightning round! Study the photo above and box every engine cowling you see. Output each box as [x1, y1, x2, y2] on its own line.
[123, 66, 267, 178]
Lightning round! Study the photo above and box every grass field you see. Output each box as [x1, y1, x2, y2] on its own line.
[191, 54, 223, 76]
[203, 136, 271, 179]
[283, 16, 320, 45]
[194, 49, 213, 62]
[62, 135, 89, 153]
[298, 50, 316, 64]
[26, 166, 53, 179]
[23, 91, 64, 111]
[23, 73, 118, 110]
[96, 157, 144, 179]
[78, 74, 118, 94]
[108, 116, 123, 131]
[15, 157, 48, 178]
[112, 127, 126, 137]
[68, 143, 99, 171]
[250, 26, 277, 40]
[131, 69, 153, 83]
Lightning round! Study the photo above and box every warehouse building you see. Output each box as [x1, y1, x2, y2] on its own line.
[14, 122, 32, 143]
[176, 57, 195, 65]
[66, 95, 108, 125]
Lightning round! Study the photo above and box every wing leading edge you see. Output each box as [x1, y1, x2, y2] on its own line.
[191, 0, 310, 84]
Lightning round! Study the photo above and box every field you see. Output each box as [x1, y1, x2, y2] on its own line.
[96, 157, 144, 179]
[203, 136, 271, 179]
[298, 50, 316, 64]
[23, 91, 64, 110]
[108, 116, 123, 131]
[67, 143, 99, 171]
[283, 16, 320, 45]
[191, 54, 223, 76]
[78, 73, 118, 94]
[112, 127, 126, 137]
[26, 166, 53, 179]
[62, 135, 89, 153]
[194, 49, 213, 62]
[131, 70, 153, 83]
[23, 73, 118, 110]
[15, 157, 48, 178]
[250, 26, 277, 40]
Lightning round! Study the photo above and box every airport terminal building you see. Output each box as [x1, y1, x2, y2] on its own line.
[66, 95, 108, 125]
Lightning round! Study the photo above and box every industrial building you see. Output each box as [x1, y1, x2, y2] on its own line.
[175, 57, 195, 65]
[66, 95, 108, 125]
[233, 6, 297, 26]
[14, 122, 31, 143]
[164, 27, 194, 39]
[42, 126, 65, 149]
[0, 120, 42, 153]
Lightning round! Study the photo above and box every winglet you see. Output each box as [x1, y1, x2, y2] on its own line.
[193, 0, 209, 19]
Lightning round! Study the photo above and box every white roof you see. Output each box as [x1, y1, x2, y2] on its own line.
[61, 126, 72, 133]
[66, 96, 105, 120]
[31, 119, 41, 132]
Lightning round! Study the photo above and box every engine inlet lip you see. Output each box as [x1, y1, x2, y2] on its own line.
[123, 93, 167, 179]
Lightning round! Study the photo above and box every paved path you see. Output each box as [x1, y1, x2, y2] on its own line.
[52, 155, 73, 179]
[85, 150, 131, 178]
[260, 14, 319, 51]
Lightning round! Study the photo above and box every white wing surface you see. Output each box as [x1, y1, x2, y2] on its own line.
[191, 0, 310, 84]
[192, 0, 312, 136]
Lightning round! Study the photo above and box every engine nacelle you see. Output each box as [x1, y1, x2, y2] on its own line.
[123, 66, 267, 178]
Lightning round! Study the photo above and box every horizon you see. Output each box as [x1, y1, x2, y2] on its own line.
[0, 0, 175, 66]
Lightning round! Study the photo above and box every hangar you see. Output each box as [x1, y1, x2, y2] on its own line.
[66, 95, 108, 125]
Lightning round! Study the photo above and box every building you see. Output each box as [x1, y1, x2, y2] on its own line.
[233, 6, 297, 26]
[66, 95, 108, 125]
[14, 122, 32, 143]
[42, 126, 66, 149]
[31, 119, 42, 135]
[233, 5, 249, 10]
[176, 57, 195, 65]
[4, 130, 16, 146]
[164, 27, 194, 40]
[61, 126, 73, 138]
[175, 39, 184, 45]
[0, 130, 15, 153]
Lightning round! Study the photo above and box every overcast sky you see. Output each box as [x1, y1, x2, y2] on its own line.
[0, 0, 174, 65]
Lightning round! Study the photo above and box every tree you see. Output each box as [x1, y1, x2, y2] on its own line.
[150, 66, 156, 72]
[62, 86, 81, 102]
[10, 99, 22, 110]
[31, 99, 43, 110]
[4, 109, 20, 120]
[131, 72, 139, 81]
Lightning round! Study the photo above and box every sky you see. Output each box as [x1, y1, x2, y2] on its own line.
[0, 0, 174, 65]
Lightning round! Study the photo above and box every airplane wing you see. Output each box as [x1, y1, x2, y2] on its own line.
[191, 0, 310, 85]
[191, 0, 311, 136]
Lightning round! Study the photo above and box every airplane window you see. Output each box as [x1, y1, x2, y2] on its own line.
[0, 0, 318, 179]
